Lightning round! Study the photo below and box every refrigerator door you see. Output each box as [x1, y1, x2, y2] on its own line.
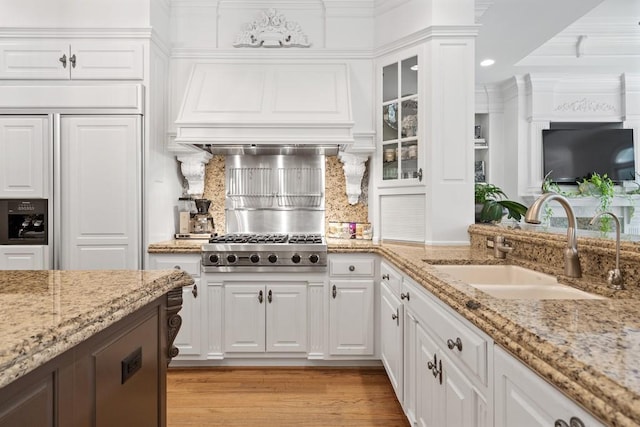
[57, 115, 141, 270]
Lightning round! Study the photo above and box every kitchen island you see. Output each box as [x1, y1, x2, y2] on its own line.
[0, 269, 192, 427]
[150, 228, 640, 426]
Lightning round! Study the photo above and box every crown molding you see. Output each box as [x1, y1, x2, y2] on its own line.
[374, 25, 479, 58]
[171, 47, 373, 59]
[0, 27, 153, 39]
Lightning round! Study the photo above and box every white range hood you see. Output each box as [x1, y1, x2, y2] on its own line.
[174, 61, 354, 146]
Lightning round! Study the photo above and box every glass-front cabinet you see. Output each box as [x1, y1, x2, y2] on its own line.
[381, 54, 421, 183]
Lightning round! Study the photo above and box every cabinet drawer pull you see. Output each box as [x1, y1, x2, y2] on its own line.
[258, 290, 264, 304]
[392, 308, 399, 325]
[400, 292, 410, 301]
[332, 284, 337, 299]
[268, 289, 273, 303]
[554, 420, 569, 427]
[59, 54, 67, 68]
[192, 284, 198, 298]
[70, 53, 76, 68]
[174, 265, 181, 269]
[428, 355, 442, 385]
[382, 273, 390, 280]
[348, 265, 355, 272]
[447, 337, 462, 352]
[569, 417, 585, 427]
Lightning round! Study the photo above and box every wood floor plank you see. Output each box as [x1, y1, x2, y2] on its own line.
[167, 367, 410, 427]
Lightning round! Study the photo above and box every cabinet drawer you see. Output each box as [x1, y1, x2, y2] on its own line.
[405, 278, 488, 385]
[380, 261, 403, 296]
[329, 256, 375, 277]
[150, 255, 200, 278]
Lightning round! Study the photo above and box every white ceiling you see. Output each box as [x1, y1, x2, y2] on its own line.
[475, 0, 640, 85]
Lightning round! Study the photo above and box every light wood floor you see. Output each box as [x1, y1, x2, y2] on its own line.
[167, 367, 410, 427]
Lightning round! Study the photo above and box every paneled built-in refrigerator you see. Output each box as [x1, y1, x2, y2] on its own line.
[0, 114, 141, 270]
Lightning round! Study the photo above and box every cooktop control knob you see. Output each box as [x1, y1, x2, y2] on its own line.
[209, 254, 219, 264]
[250, 254, 260, 263]
[291, 254, 301, 264]
[227, 254, 237, 263]
[309, 254, 320, 264]
[268, 254, 278, 263]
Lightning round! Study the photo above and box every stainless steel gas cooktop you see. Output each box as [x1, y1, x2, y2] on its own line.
[201, 233, 327, 272]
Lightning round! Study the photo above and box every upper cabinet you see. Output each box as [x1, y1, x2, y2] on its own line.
[378, 50, 422, 185]
[0, 41, 144, 80]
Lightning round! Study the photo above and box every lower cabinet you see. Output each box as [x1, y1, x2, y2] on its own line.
[380, 280, 404, 402]
[494, 346, 603, 427]
[224, 283, 307, 354]
[148, 254, 204, 360]
[328, 279, 374, 356]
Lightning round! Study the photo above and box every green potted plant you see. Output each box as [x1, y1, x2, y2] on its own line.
[475, 183, 528, 223]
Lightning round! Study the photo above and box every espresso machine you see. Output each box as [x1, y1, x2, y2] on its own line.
[175, 197, 215, 239]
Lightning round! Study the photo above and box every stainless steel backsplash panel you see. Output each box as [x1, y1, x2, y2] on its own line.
[225, 154, 326, 234]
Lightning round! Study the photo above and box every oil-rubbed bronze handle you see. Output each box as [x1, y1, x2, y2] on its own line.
[569, 417, 585, 427]
[70, 53, 76, 68]
[349, 265, 355, 272]
[174, 265, 181, 269]
[59, 54, 67, 68]
[258, 290, 263, 304]
[427, 360, 434, 370]
[447, 337, 462, 352]
[268, 289, 272, 303]
[382, 273, 389, 280]
[416, 168, 423, 182]
[554, 420, 569, 427]
[192, 284, 198, 298]
[401, 292, 410, 301]
[332, 284, 337, 299]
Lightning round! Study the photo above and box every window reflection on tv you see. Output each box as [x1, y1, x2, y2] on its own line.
[542, 129, 635, 184]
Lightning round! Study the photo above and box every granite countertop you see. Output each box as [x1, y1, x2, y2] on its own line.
[0, 269, 193, 389]
[147, 237, 640, 426]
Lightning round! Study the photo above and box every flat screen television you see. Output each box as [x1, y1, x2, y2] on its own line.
[542, 128, 635, 184]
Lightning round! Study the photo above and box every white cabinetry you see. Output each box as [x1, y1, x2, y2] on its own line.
[148, 254, 203, 360]
[379, 261, 405, 403]
[60, 115, 140, 270]
[328, 255, 375, 356]
[403, 277, 492, 427]
[0, 116, 48, 198]
[0, 41, 144, 80]
[224, 283, 307, 354]
[494, 346, 603, 427]
[0, 245, 46, 269]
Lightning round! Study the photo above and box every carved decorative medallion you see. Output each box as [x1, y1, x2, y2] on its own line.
[233, 8, 311, 48]
[166, 287, 183, 365]
[554, 98, 616, 113]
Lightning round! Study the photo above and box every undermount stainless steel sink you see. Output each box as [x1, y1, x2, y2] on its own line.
[432, 265, 604, 300]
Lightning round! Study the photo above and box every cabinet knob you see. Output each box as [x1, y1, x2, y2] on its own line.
[192, 284, 198, 298]
[569, 417, 585, 427]
[332, 284, 337, 299]
[348, 265, 355, 272]
[174, 265, 181, 270]
[416, 168, 423, 182]
[59, 54, 67, 68]
[400, 292, 410, 301]
[69, 53, 76, 68]
[391, 313, 398, 320]
[447, 337, 463, 352]
[382, 273, 390, 280]
[554, 420, 569, 427]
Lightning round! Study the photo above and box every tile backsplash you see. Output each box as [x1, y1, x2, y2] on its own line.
[201, 154, 370, 235]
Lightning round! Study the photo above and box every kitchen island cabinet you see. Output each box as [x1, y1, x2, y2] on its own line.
[0, 269, 191, 427]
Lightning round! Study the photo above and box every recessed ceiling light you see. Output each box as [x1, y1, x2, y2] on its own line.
[410, 65, 418, 71]
[480, 59, 495, 67]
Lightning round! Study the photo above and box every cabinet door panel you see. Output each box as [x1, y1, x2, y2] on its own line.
[0, 116, 48, 198]
[329, 280, 374, 355]
[0, 43, 68, 80]
[266, 284, 307, 353]
[0, 246, 46, 270]
[173, 280, 202, 357]
[70, 41, 143, 80]
[224, 284, 265, 353]
[60, 116, 140, 270]
[380, 281, 403, 401]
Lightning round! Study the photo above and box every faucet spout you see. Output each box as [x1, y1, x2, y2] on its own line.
[589, 211, 624, 290]
[525, 193, 582, 278]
